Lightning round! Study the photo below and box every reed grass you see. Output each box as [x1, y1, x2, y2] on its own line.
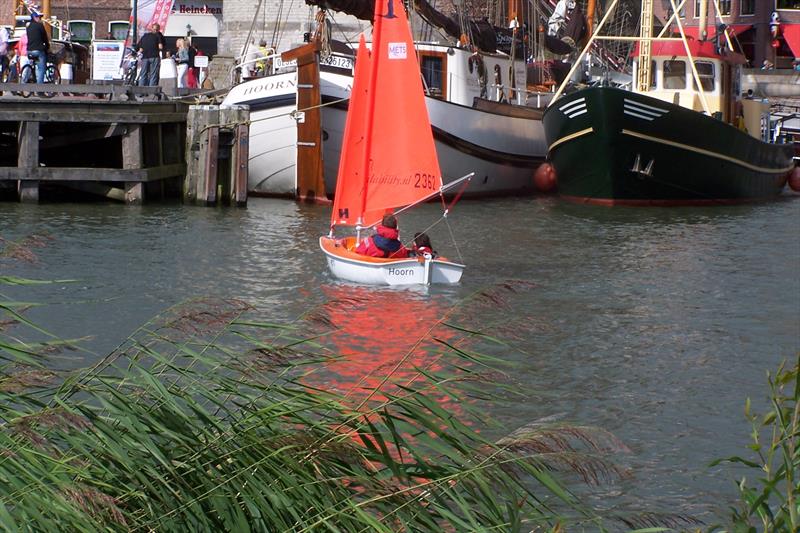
[710, 356, 800, 533]
[0, 268, 670, 531]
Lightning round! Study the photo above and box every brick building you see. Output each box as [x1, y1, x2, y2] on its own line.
[654, 0, 800, 68]
[1, 0, 129, 38]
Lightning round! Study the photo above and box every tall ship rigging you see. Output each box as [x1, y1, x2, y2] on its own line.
[222, 0, 598, 199]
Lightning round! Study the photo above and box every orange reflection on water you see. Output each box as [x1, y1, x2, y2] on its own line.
[310, 285, 466, 419]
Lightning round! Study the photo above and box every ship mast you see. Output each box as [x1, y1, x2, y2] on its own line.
[636, 0, 653, 92]
[697, 0, 708, 41]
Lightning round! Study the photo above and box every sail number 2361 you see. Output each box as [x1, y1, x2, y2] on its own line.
[414, 173, 436, 190]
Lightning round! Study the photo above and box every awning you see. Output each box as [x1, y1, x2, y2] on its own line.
[679, 24, 753, 40]
[781, 24, 800, 58]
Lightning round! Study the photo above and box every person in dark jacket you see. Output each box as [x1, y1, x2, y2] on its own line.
[408, 232, 435, 258]
[355, 214, 408, 259]
[137, 23, 165, 86]
[26, 10, 48, 84]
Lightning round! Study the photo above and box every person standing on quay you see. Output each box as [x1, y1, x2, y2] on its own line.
[175, 38, 189, 88]
[137, 23, 165, 86]
[26, 10, 49, 84]
[0, 25, 9, 81]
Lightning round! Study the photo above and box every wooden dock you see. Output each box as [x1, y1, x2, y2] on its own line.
[0, 85, 248, 206]
[0, 85, 187, 204]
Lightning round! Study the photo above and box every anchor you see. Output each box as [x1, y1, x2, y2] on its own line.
[630, 154, 654, 178]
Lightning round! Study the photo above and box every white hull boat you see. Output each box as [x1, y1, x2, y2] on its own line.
[222, 43, 548, 198]
[320, 237, 464, 285]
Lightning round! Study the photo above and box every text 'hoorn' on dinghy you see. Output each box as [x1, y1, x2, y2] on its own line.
[319, 0, 472, 286]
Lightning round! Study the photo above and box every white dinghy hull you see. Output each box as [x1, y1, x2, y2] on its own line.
[320, 237, 463, 286]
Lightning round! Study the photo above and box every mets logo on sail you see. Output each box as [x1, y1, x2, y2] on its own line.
[388, 43, 407, 59]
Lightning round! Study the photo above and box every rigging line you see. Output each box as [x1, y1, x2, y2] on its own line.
[188, 96, 351, 140]
[275, 0, 298, 53]
[398, 216, 444, 249]
[270, 0, 284, 49]
[326, 11, 367, 48]
[444, 215, 464, 264]
[241, 0, 267, 63]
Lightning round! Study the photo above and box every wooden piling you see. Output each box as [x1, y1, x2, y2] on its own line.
[122, 124, 144, 204]
[17, 121, 39, 203]
[281, 42, 326, 203]
[220, 105, 249, 206]
[185, 105, 248, 207]
[185, 105, 220, 205]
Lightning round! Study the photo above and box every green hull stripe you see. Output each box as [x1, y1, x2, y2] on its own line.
[621, 129, 795, 174]
[548, 127, 594, 151]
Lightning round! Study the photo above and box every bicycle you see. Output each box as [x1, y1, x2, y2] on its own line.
[19, 52, 60, 98]
[122, 47, 140, 85]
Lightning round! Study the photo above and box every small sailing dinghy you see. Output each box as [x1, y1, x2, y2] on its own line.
[319, 0, 471, 286]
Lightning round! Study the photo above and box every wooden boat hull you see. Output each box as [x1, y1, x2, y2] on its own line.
[319, 237, 464, 285]
[223, 71, 548, 198]
[542, 87, 795, 205]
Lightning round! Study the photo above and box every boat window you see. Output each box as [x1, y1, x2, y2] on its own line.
[420, 55, 444, 97]
[650, 60, 657, 88]
[693, 61, 715, 91]
[663, 60, 686, 89]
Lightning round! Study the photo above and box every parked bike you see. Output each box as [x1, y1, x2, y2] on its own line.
[18, 52, 60, 98]
[122, 47, 141, 85]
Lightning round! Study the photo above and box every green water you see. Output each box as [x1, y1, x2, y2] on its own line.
[3, 195, 799, 523]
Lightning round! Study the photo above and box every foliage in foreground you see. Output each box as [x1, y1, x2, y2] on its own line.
[711, 356, 800, 533]
[0, 273, 643, 532]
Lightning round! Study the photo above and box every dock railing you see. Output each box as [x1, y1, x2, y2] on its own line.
[0, 82, 166, 101]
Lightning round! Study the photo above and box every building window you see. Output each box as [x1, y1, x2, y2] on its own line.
[740, 0, 755, 15]
[664, 60, 687, 89]
[776, 0, 799, 9]
[664, 0, 686, 17]
[693, 61, 715, 91]
[696, 0, 731, 16]
[67, 20, 95, 44]
[108, 21, 129, 41]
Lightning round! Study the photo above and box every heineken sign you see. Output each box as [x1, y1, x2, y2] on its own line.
[173, 2, 222, 15]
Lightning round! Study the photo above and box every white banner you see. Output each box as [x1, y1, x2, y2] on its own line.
[92, 40, 126, 80]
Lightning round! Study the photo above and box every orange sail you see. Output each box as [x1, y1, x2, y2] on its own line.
[331, 34, 372, 228]
[330, 0, 442, 230]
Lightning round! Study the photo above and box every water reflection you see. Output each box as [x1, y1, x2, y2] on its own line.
[1, 195, 798, 521]
[307, 285, 464, 419]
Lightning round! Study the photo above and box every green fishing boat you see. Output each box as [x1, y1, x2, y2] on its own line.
[542, 0, 795, 206]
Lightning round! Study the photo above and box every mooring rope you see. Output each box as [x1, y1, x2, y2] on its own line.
[189, 96, 350, 142]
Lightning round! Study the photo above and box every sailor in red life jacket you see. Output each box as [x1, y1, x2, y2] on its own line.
[355, 214, 409, 258]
